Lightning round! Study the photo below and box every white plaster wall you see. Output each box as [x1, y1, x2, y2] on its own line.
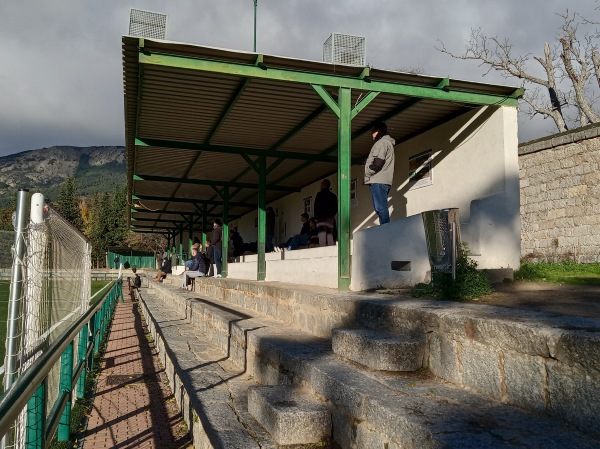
[228, 105, 521, 288]
[227, 246, 339, 288]
[351, 213, 431, 290]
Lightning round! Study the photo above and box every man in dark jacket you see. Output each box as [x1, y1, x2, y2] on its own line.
[314, 178, 337, 246]
[211, 218, 223, 278]
[153, 256, 171, 282]
[364, 121, 395, 225]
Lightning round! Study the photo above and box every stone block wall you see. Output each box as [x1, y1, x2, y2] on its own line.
[519, 123, 600, 263]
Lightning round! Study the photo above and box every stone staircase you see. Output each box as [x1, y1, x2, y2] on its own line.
[138, 276, 600, 448]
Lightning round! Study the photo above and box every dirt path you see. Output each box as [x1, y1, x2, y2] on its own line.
[476, 282, 600, 318]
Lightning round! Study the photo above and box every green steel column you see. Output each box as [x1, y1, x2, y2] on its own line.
[58, 342, 74, 441]
[202, 205, 207, 248]
[188, 217, 194, 253]
[222, 186, 229, 278]
[257, 156, 266, 280]
[338, 87, 352, 290]
[179, 222, 184, 263]
[26, 381, 46, 449]
[76, 324, 88, 398]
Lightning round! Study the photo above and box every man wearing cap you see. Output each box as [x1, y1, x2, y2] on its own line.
[364, 121, 396, 225]
[181, 243, 205, 289]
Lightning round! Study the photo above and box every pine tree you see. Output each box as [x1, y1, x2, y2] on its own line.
[56, 176, 83, 230]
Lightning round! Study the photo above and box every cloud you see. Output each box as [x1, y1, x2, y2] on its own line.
[0, 0, 597, 156]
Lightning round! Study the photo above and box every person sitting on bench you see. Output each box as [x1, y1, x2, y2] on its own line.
[154, 256, 171, 282]
[181, 243, 205, 289]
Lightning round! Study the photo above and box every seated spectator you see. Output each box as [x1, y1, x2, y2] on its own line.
[181, 243, 206, 289]
[230, 227, 246, 258]
[153, 256, 171, 282]
[287, 218, 318, 250]
[129, 268, 142, 298]
[281, 212, 310, 249]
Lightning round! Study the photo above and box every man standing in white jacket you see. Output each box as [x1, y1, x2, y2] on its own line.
[364, 121, 396, 225]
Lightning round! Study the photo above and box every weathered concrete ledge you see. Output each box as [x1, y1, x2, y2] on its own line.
[248, 385, 331, 446]
[146, 278, 600, 444]
[332, 328, 426, 371]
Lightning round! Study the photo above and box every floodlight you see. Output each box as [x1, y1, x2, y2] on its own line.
[323, 33, 366, 66]
[128, 9, 167, 40]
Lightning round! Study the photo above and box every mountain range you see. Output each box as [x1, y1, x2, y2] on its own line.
[0, 146, 126, 206]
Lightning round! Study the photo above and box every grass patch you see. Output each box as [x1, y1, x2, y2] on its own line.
[515, 262, 600, 285]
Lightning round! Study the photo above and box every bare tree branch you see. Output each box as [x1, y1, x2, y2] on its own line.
[437, 7, 600, 134]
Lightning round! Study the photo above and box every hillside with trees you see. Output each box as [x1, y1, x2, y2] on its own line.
[0, 146, 165, 266]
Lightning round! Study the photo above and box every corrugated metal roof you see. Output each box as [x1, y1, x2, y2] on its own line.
[122, 36, 521, 233]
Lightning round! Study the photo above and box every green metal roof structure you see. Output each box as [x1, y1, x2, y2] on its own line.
[122, 36, 522, 288]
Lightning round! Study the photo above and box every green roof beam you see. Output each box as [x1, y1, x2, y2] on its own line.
[132, 194, 254, 208]
[207, 78, 251, 143]
[135, 137, 361, 164]
[139, 51, 520, 107]
[134, 174, 300, 192]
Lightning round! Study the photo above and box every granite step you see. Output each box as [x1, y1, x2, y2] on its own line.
[332, 327, 426, 371]
[141, 283, 600, 449]
[248, 385, 331, 446]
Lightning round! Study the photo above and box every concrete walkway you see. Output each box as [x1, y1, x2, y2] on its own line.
[81, 296, 192, 449]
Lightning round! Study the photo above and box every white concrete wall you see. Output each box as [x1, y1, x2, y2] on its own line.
[227, 245, 339, 288]
[228, 106, 520, 289]
[351, 213, 431, 290]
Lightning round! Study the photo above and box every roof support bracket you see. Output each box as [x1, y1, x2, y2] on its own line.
[312, 84, 340, 118]
[241, 153, 260, 173]
[255, 54, 266, 70]
[351, 91, 380, 120]
[359, 67, 370, 80]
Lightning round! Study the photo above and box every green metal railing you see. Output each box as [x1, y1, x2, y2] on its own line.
[0, 279, 123, 448]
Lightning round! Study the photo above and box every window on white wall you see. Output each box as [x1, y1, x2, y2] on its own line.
[408, 149, 433, 190]
[350, 179, 358, 206]
[304, 196, 312, 215]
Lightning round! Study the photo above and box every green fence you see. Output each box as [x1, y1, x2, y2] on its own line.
[107, 248, 156, 269]
[0, 279, 122, 448]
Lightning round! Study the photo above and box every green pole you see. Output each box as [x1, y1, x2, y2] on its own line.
[202, 205, 208, 249]
[257, 156, 266, 280]
[58, 342, 74, 441]
[76, 324, 88, 398]
[222, 186, 229, 278]
[88, 312, 96, 371]
[179, 222, 184, 264]
[253, 0, 257, 52]
[338, 87, 352, 290]
[26, 381, 46, 449]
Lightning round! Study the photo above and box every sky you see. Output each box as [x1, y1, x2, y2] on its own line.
[1, 0, 598, 157]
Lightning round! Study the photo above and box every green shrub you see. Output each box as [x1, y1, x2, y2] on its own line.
[412, 244, 492, 301]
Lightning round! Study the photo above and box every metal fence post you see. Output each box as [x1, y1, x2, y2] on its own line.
[1, 190, 29, 449]
[25, 381, 46, 449]
[58, 343, 73, 441]
[3, 189, 29, 389]
[76, 325, 88, 399]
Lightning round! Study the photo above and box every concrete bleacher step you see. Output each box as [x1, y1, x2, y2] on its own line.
[332, 327, 426, 371]
[138, 288, 278, 449]
[248, 385, 331, 446]
[139, 282, 600, 449]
